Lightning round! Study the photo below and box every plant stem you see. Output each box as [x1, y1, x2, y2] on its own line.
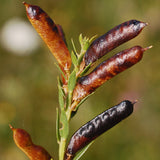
[66, 108, 72, 121]
[58, 35, 91, 160]
[59, 137, 67, 160]
[59, 108, 72, 160]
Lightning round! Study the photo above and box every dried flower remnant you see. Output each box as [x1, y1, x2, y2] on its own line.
[10, 125, 53, 160]
[65, 100, 134, 160]
[72, 46, 152, 109]
[84, 20, 148, 66]
[23, 2, 71, 77]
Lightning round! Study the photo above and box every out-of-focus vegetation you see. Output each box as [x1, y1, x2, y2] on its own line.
[0, 0, 159, 160]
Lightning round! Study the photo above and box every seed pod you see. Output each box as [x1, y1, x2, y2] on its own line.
[72, 46, 151, 109]
[65, 100, 134, 160]
[23, 2, 71, 74]
[84, 20, 147, 66]
[56, 24, 67, 45]
[10, 125, 53, 160]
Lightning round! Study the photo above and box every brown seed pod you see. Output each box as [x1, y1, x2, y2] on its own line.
[10, 125, 53, 160]
[56, 24, 67, 46]
[84, 20, 147, 66]
[23, 2, 71, 75]
[72, 46, 151, 109]
[65, 100, 134, 160]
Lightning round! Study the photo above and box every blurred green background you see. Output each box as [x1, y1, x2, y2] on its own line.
[0, 0, 160, 160]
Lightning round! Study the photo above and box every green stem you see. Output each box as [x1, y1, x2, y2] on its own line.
[66, 108, 72, 121]
[58, 35, 92, 160]
[59, 137, 67, 160]
[67, 91, 72, 109]
[59, 109, 72, 160]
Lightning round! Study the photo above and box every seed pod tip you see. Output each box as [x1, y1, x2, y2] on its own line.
[143, 45, 153, 51]
[23, 2, 30, 10]
[132, 99, 138, 105]
[145, 22, 149, 26]
[141, 21, 148, 27]
[9, 124, 14, 130]
[139, 21, 148, 28]
[22, 1, 28, 6]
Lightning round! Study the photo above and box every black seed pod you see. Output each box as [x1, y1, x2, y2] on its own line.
[85, 20, 147, 66]
[65, 100, 134, 160]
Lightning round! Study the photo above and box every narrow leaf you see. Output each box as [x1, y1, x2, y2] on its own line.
[56, 108, 60, 143]
[57, 77, 65, 110]
[83, 40, 90, 51]
[80, 63, 92, 76]
[89, 34, 97, 43]
[77, 53, 84, 65]
[71, 38, 78, 55]
[71, 51, 78, 67]
[60, 110, 69, 138]
[73, 92, 95, 112]
[68, 70, 76, 92]
[73, 141, 94, 160]
[79, 33, 83, 44]
[55, 63, 66, 81]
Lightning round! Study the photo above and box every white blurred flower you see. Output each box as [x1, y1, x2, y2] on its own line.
[1, 18, 40, 55]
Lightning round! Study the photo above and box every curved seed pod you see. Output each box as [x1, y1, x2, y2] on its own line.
[65, 100, 134, 160]
[84, 20, 147, 66]
[72, 46, 151, 108]
[10, 125, 53, 160]
[23, 2, 71, 74]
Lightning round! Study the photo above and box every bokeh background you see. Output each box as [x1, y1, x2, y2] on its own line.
[0, 0, 160, 159]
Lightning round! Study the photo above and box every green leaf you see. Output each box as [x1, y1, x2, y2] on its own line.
[57, 77, 65, 110]
[73, 92, 95, 112]
[54, 63, 66, 80]
[60, 109, 69, 138]
[73, 141, 94, 160]
[71, 51, 78, 67]
[68, 70, 76, 92]
[77, 53, 84, 65]
[80, 62, 92, 76]
[80, 35, 89, 51]
[79, 33, 83, 44]
[71, 38, 78, 55]
[56, 108, 60, 143]
[78, 34, 97, 66]
[79, 34, 97, 54]
[83, 41, 90, 51]
[89, 34, 97, 43]
[67, 70, 77, 108]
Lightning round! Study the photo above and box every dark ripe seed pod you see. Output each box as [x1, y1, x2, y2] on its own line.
[10, 125, 53, 160]
[72, 46, 151, 107]
[85, 20, 147, 66]
[23, 2, 71, 74]
[65, 100, 134, 160]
